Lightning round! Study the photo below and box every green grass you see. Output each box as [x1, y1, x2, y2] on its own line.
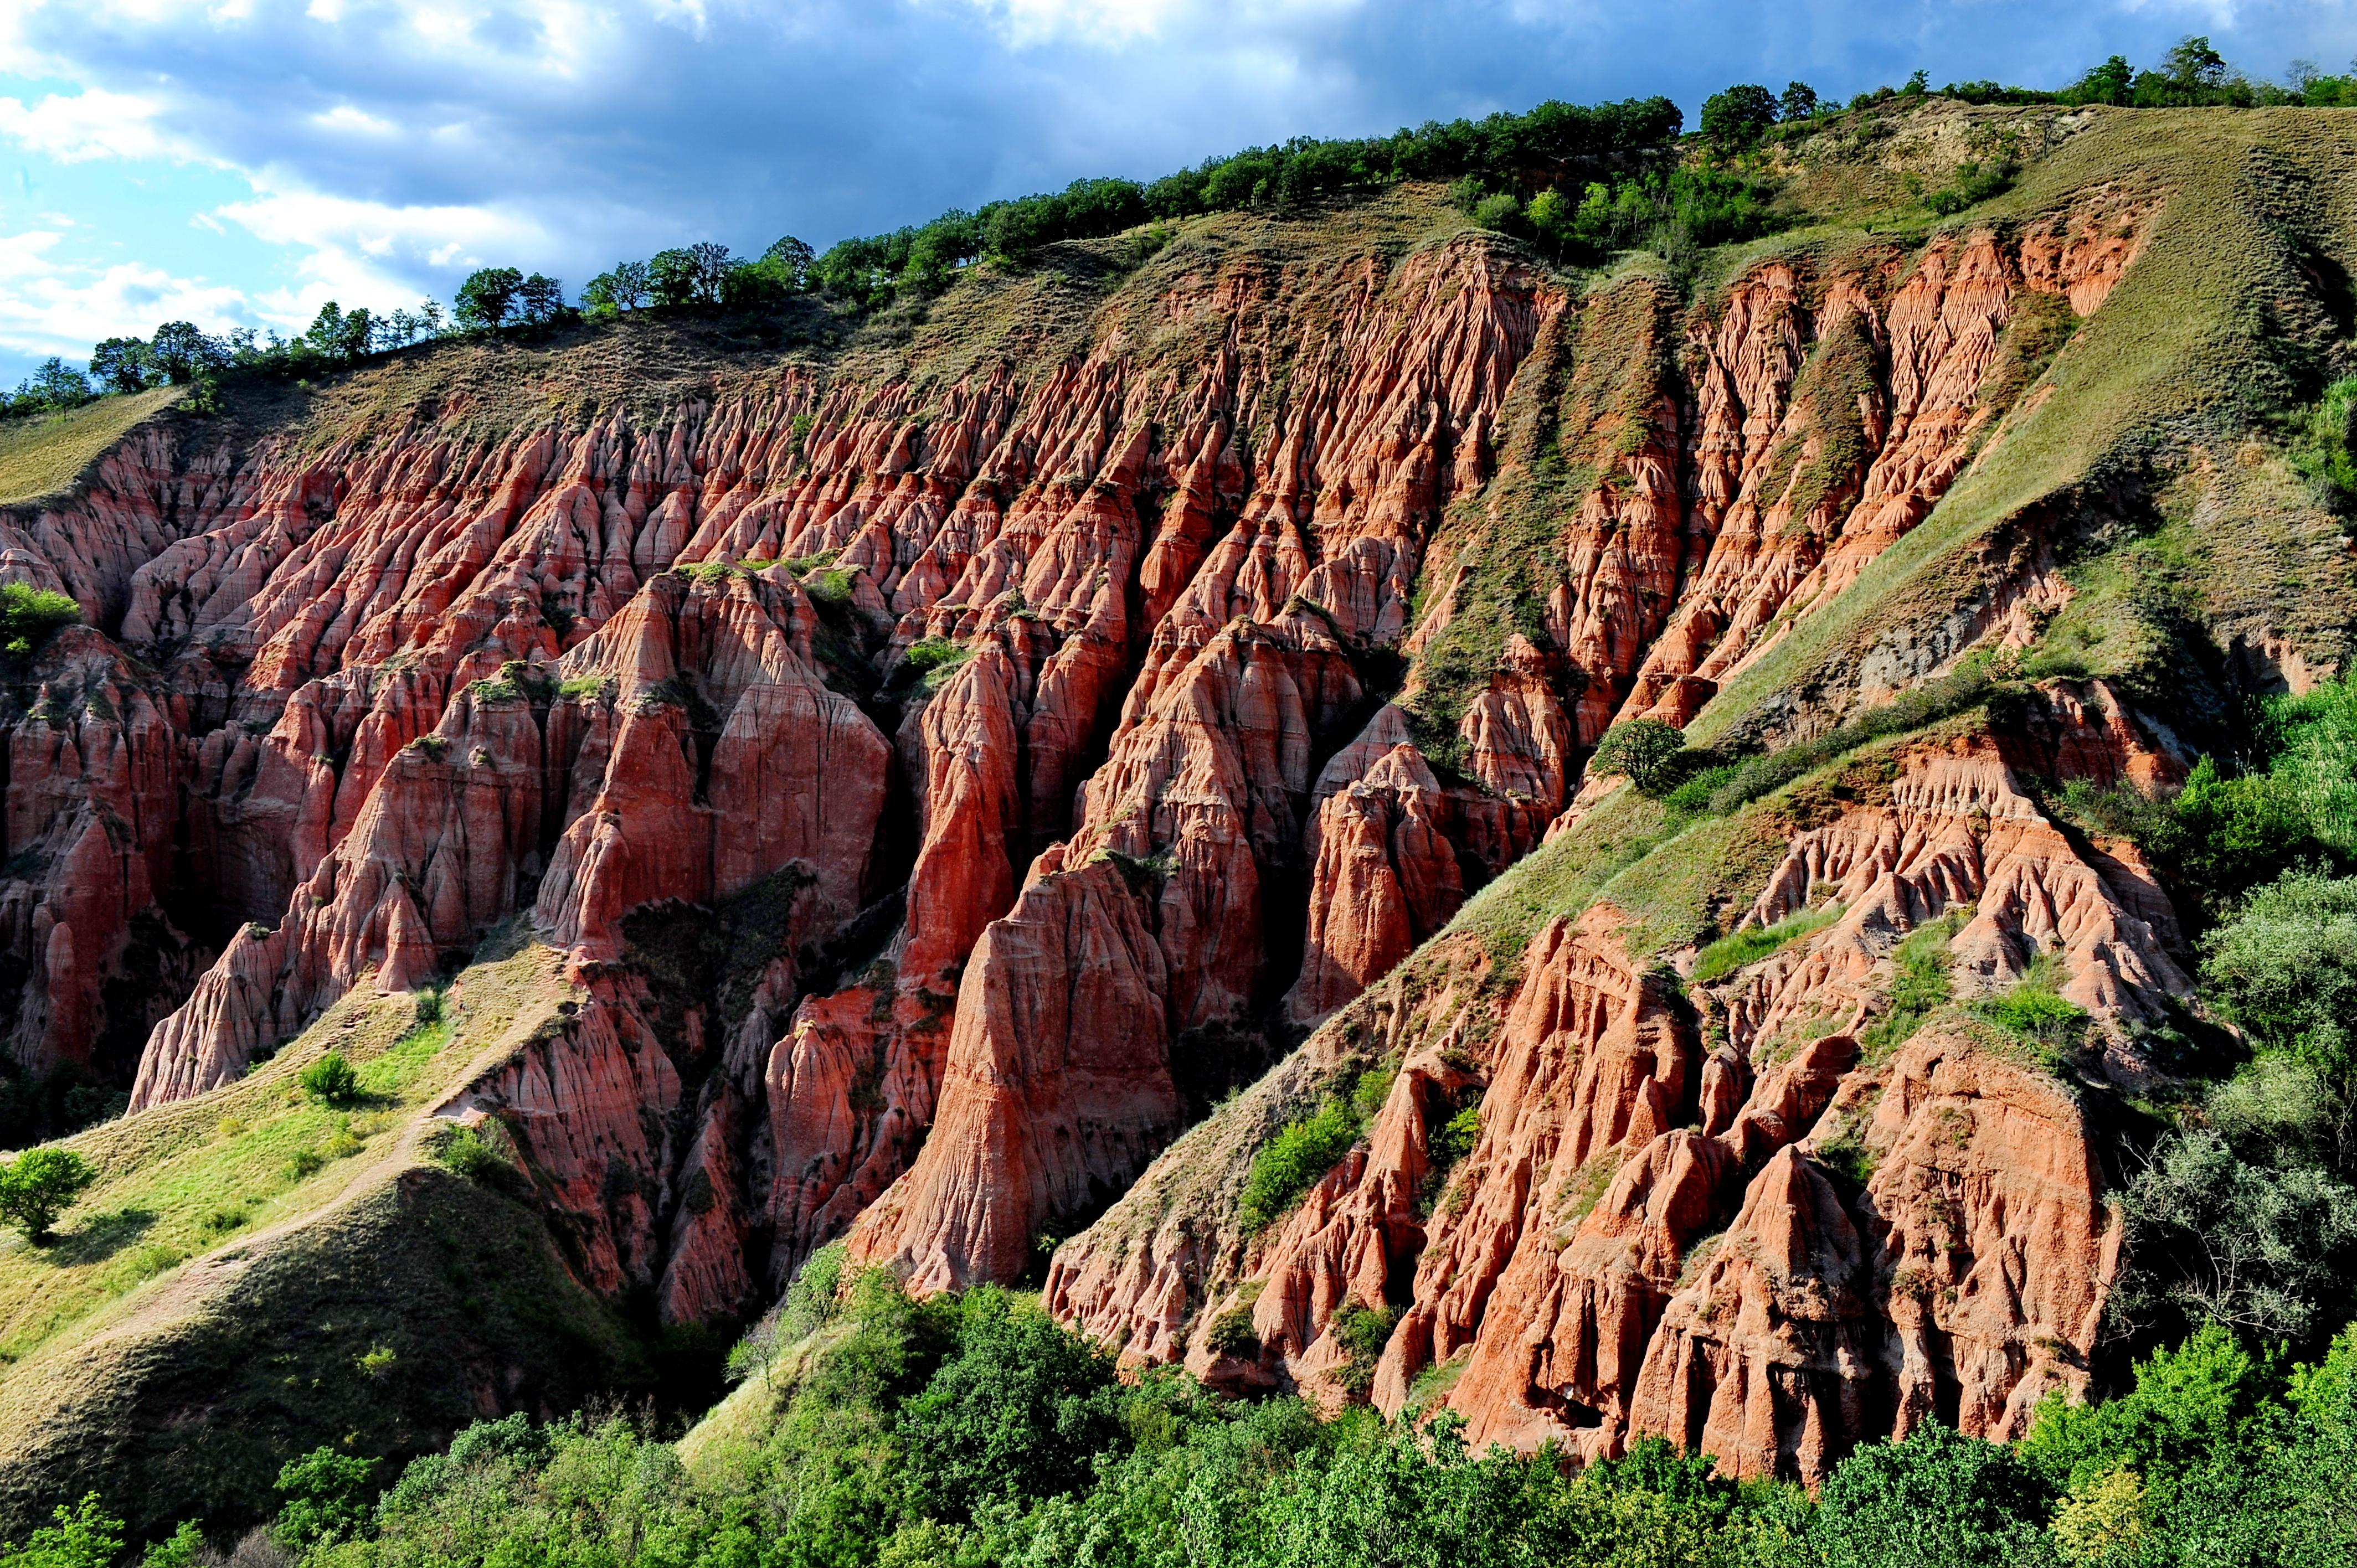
[1967, 951, 2092, 1070]
[1403, 277, 1672, 766]
[1236, 1066, 1391, 1235]
[0, 995, 480, 1370]
[0, 387, 180, 505]
[1861, 913, 1966, 1060]
[0, 935, 653, 1538]
[1689, 109, 2357, 752]
[1693, 902, 1844, 984]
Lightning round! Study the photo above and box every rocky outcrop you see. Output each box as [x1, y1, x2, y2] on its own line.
[1286, 721, 1464, 1022]
[1, 629, 194, 1074]
[1049, 703, 2191, 1482]
[131, 565, 889, 1108]
[847, 847, 1175, 1291]
[839, 239, 1562, 1287]
[0, 128, 2216, 1479]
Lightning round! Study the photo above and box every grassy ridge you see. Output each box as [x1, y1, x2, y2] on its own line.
[0, 386, 179, 507]
[0, 933, 648, 1538]
[1692, 107, 2357, 748]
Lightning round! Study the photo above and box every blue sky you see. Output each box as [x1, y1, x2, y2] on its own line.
[2, 0, 2354, 388]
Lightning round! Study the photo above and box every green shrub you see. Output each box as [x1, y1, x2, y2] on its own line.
[1812, 1422, 2050, 1568]
[1663, 762, 1739, 819]
[0, 1146, 97, 1245]
[1969, 952, 2090, 1061]
[1693, 902, 1841, 984]
[320, 1116, 366, 1161]
[1589, 719, 1688, 795]
[1470, 191, 1523, 231]
[1922, 158, 2016, 215]
[897, 636, 971, 692]
[1239, 1098, 1359, 1235]
[2116, 1125, 2357, 1343]
[1427, 1106, 1481, 1172]
[1863, 914, 1963, 1058]
[1203, 1306, 1260, 1359]
[0, 1493, 124, 1568]
[1416, 1101, 1483, 1215]
[299, 1050, 361, 1106]
[273, 1446, 377, 1550]
[199, 1201, 250, 1236]
[0, 582, 81, 660]
[1330, 1301, 1401, 1401]
[2024, 1325, 2273, 1507]
[2289, 373, 2357, 502]
[138, 1520, 208, 1567]
[2165, 758, 2335, 912]
[895, 1288, 1123, 1521]
[2201, 871, 2357, 1094]
[1815, 1128, 1878, 1193]
[285, 1147, 325, 1180]
[430, 1123, 511, 1185]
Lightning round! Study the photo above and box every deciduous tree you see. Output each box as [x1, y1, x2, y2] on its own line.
[0, 1147, 97, 1245]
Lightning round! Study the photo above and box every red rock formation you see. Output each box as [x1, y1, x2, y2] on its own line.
[0, 164, 2186, 1478]
[133, 564, 889, 1108]
[1, 629, 188, 1072]
[842, 239, 1562, 1287]
[847, 847, 1175, 1292]
[1623, 1146, 1880, 1479]
[1286, 729, 1464, 1022]
[1052, 693, 2190, 1482]
[532, 566, 888, 958]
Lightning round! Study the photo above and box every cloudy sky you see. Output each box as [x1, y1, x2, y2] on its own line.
[1, 0, 2353, 387]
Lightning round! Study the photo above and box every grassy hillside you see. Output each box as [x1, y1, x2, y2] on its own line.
[1691, 106, 2357, 751]
[0, 929, 649, 1538]
[0, 386, 181, 507]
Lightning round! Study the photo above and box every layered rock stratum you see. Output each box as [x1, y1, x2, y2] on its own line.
[4, 101, 2357, 1515]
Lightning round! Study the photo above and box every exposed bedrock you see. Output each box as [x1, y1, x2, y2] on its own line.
[0, 190, 2166, 1377]
[1047, 708, 2184, 1484]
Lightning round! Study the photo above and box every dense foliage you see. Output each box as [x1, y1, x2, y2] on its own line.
[2045, 673, 2357, 1352]
[14, 1256, 2345, 1568]
[0, 1148, 98, 1246]
[0, 583, 83, 660]
[1238, 1066, 1392, 1235]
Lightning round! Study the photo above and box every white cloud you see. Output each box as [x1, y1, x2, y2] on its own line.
[0, 230, 66, 282]
[945, 0, 1367, 49]
[311, 102, 398, 136]
[0, 86, 208, 164]
[216, 184, 545, 265]
[0, 234, 249, 364]
[214, 181, 550, 329]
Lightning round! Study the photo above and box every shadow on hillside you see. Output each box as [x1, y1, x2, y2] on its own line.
[50, 1205, 155, 1263]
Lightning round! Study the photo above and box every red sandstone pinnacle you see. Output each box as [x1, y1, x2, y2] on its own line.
[1286, 729, 1464, 1023]
[846, 846, 1176, 1292]
[3, 629, 184, 1073]
[1623, 1146, 1877, 1481]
